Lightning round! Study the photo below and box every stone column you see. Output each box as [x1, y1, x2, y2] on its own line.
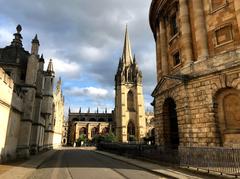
[156, 26, 162, 81]
[179, 0, 193, 65]
[87, 124, 91, 140]
[160, 18, 168, 75]
[234, 1, 240, 36]
[192, 0, 209, 60]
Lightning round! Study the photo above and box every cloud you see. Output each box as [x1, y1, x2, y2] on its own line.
[0, 27, 14, 46]
[65, 86, 113, 99]
[45, 58, 81, 79]
[0, 0, 156, 111]
[79, 45, 107, 62]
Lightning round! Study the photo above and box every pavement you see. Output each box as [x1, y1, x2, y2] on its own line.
[0, 147, 233, 179]
[94, 150, 224, 179]
[0, 149, 57, 179]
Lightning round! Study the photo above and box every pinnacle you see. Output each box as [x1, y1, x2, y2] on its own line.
[122, 25, 133, 66]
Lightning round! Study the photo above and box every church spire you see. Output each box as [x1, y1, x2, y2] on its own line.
[122, 25, 133, 66]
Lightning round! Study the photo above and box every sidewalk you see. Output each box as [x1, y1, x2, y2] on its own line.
[94, 150, 231, 179]
[0, 150, 57, 179]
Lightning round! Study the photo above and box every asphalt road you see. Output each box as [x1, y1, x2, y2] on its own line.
[26, 148, 163, 179]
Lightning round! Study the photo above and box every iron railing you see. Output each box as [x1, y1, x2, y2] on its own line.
[179, 146, 240, 177]
[98, 143, 240, 177]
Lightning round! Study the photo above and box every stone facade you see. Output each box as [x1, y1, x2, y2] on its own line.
[0, 68, 14, 163]
[67, 109, 113, 145]
[149, 0, 240, 148]
[145, 112, 155, 138]
[0, 25, 64, 162]
[62, 121, 68, 145]
[114, 27, 146, 142]
[52, 78, 65, 148]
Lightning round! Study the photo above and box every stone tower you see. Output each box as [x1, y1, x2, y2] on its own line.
[114, 26, 146, 142]
[42, 59, 55, 149]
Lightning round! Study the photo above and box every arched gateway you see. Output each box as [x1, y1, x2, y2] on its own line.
[162, 98, 179, 149]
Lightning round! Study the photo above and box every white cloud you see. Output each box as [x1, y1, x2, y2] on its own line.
[45, 58, 81, 78]
[79, 46, 107, 62]
[66, 86, 112, 98]
[0, 28, 13, 46]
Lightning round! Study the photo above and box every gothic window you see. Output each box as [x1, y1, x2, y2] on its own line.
[127, 90, 135, 111]
[172, 51, 181, 66]
[127, 121, 135, 138]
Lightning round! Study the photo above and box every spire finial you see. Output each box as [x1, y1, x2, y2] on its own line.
[56, 77, 62, 91]
[47, 59, 54, 73]
[122, 25, 133, 66]
[16, 24, 22, 33]
[32, 34, 39, 44]
[39, 54, 44, 62]
[11, 24, 23, 47]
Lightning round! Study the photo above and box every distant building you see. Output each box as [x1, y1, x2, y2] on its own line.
[52, 78, 65, 148]
[62, 121, 68, 145]
[0, 25, 64, 162]
[67, 108, 113, 145]
[149, 0, 240, 148]
[114, 26, 146, 142]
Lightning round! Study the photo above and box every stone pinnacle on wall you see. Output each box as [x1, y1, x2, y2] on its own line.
[11, 24, 23, 47]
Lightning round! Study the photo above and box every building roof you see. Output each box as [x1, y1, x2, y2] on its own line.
[0, 25, 30, 73]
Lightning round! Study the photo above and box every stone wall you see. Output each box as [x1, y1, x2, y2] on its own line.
[0, 68, 13, 162]
[149, 0, 240, 148]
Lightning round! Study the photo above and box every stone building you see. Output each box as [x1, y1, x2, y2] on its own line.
[145, 112, 155, 138]
[67, 108, 113, 145]
[149, 0, 240, 148]
[52, 78, 65, 148]
[0, 68, 14, 162]
[0, 25, 63, 162]
[62, 121, 68, 145]
[114, 27, 146, 142]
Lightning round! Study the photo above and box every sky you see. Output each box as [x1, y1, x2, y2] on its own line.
[0, 0, 156, 116]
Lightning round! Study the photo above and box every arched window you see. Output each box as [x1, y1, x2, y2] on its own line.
[101, 127, 109, 135]
[127, 90, 134, 111]
[72, 118, 79, 121]
[127, 121, 135, 136]
[91, 127, 98, 138]
[98, 118, 105, 122]
[89, 118, 96, 122]
[80, 118, 85, 121]
[79, 127, 87, 135]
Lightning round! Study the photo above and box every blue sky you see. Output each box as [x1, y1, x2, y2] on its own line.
[0, 0, 156, 117]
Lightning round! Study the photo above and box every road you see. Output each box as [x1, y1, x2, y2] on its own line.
[26, 148, 163, 179]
